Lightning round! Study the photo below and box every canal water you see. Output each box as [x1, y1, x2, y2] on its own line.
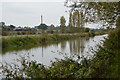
[0, 34, 107, 66]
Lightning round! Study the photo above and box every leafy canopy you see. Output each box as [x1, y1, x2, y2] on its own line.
[65, 0, 120, 27]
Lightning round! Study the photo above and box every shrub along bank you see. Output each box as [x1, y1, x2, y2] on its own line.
[2, 32, 98, 49]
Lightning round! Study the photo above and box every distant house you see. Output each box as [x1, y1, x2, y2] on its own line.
[13, 27, 37, 31]
[13, 28, 21, 31]
[35, 23, 64, 31]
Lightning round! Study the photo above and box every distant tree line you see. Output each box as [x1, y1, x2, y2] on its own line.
[0, 22, 37, 36]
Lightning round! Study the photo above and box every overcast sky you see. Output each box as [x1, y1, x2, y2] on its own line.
[1, 1, 69, 27]
[0, 0, 111, 28]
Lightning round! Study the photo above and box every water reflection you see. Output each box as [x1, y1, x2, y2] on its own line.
[68, 37, 89, 57]
[61, 41, 67, 51]
[1, 34, 107, 66]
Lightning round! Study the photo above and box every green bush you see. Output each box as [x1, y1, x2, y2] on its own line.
[84, 28, 90, 32]
[88, 32, 95, 37]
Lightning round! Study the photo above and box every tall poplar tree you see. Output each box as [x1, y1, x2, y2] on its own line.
[60, 16, 66, 33]
[69, 12, 73, 31]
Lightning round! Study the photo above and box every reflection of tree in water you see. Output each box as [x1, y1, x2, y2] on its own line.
[69, 37, 89, 57]
[69, 40, 73, 56]
[54, 42, 59, 48]
[61, 41, 67, 51]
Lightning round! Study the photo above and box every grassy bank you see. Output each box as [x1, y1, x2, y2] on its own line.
[2, 32, 104, 51]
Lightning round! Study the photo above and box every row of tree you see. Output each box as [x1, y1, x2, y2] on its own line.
[60, 11, 85, 33]
[69, 11, 84, 28]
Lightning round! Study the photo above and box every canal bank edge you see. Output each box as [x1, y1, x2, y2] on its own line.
[2, 32, 107, 53]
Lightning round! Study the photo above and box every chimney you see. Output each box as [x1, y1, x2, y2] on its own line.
[41, 15, 43, 24]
